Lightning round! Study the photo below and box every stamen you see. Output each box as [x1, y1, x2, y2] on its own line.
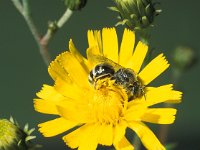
[90, 78, 128, 125]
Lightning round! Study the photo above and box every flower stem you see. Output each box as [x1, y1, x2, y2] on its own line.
[23, 7, 51, 66]
[57, 9, 73, 28]
[40, 9, 73, 47]
[11, 0, 73, 66]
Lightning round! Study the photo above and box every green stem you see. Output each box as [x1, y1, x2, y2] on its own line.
[22, 0, 30, 15]
[11, 0, 23, 12]
[40, 9, 73, 46]
[23, 8, 51, 66]
[11, 0, 73, 66]
[57, 9, 73, 28]
[11, 0, 51, 65]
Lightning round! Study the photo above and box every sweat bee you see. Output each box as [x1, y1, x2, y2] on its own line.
[88, 53, 145, 100]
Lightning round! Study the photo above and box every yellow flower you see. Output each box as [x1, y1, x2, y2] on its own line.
[34, 28, 182, 150]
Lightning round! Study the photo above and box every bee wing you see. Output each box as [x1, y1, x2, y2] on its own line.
[87, 51, 122, 71]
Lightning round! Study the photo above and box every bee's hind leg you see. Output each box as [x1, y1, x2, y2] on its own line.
[141, 86, 146, 100]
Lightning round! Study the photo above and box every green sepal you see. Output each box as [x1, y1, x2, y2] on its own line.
[108, 6, 120, 12]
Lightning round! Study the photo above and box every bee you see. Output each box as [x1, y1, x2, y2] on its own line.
[88, 53, 145, 100]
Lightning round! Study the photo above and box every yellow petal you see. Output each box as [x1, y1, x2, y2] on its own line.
[88, 30, 102, 53]
[87, 30, 103, 54]
[88, 30, 96, 47]
[98, 124, 113, 146]
[126, 41, 148, 73]
[119, 29, 135, 66]
[94, 30, 103, 53]
[38, 117, 78, 137]
[113, 120, 127, 144]
[87, 30, 103, 53]
[63, 127, 81, 149]
[59, 52, 89, 87]
[139, 53, 169, 85]
[128, 122, 165, 150]
[141, 108, 177, 124]
[128, 84, 182, 107]
[54, 78, 89, 101]
[34, 84, 65, 114]
[56, 102, 91, 123]
[86, 46, 102, 69]
[114, 136, 134, 150]
[34, 99, 58, 114]
[69, 39, 89, 73]
[36, 84, 65, 101]
[78, 125, 99, 150]
[164, 89, 182, 104]
[102, 28, 118, 63]
[144, 85, 182, 106]
[63, 124, 98, 150]
[124, 104, 147, 121]
[48, 53, 71, 82]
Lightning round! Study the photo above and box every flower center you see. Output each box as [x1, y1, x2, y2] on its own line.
[89, 78, 128, 125]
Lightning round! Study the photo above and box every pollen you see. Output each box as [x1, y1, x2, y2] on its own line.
[89, 78, 128, 125]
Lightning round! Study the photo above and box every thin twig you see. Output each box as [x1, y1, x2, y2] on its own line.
[11, 0, 51, 65]
[57, 9, 73, 28]
[40, 9, 73, 47]
[11, 0, 23, 13]
[23, 6, 51, 65]
[22, 0, 30, 15]
[11, 0, 73, 66]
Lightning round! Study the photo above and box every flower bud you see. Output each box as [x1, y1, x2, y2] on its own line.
[173, 46, 197, 71]
[64, 0, 87, 11]
[0, 117, 37, 150]
[109, 0, 161, 30]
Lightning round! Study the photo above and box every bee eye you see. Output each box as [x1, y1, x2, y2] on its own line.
[96, 64, 114, 77]
[88, 71, 94, 84]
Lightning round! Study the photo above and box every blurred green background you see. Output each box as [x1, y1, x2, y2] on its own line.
[0, 0, 200, 149]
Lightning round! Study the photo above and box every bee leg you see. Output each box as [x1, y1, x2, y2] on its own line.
[128, 95, 134, 102]
[94, 82, 97, 89]
[141, 86, 146, 100]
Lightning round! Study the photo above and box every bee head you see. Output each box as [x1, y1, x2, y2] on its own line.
[88, 63, 115, 84]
